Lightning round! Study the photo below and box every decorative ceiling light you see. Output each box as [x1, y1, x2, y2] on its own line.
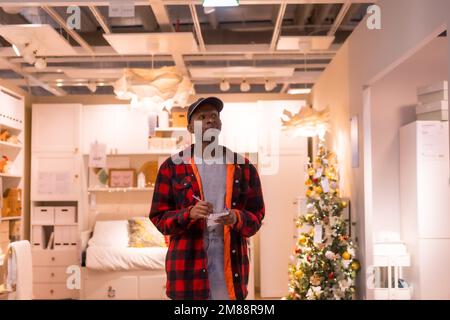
[203, 0, 239, 7]
[204, 7, 216, 14]
[12, 41, 48, 70]
[264, 79, 277, 92]
[240, 79, 250, 92]
[113, 66, 193, 112]
[220, 79, 230, 92]
[281, 106, 330, 139]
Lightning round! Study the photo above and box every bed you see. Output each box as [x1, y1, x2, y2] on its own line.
[81, 212, 169, 300]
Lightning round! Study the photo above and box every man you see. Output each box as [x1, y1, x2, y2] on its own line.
[149, 97, 265, 300]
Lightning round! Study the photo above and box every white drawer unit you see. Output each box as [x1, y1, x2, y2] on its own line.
[33, 283, 79, 300]
[139, 275, 168, 300]
[32, 250, 80, 300]
[33, 266, 70, 283]
[54, 207, 77, 224]
[32, 249, 79, 266]
[33, 207, 55, 225]
[84, 276, 138, 300]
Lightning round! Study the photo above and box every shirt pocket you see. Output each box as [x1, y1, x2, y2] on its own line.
[172, 176, 194, 208]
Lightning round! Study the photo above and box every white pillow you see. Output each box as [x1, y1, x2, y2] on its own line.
[88, 220, 129, 247]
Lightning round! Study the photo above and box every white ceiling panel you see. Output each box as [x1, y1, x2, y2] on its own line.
[0, 24, 77, 56]
[64, 68, 123, 79]
[189, 66, 295, 79]
[104, 32, 199, 55]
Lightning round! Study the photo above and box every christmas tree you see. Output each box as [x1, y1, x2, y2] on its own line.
[286, 141, 360, 300]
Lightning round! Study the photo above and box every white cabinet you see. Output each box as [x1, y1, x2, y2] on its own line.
[32, 104, 81, 153]
[31, 153, 81, 201]
[400, 121, 450, 299]
[82, 105, 149, 154]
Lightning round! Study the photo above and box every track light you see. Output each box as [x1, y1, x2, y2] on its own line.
[12, 44, 21, 57]
[240, 79, 250, 92]
[34, 57, 47, 70]
[264, 79, 276, 92]
[87, 81, 97, 93]
[220, 79, 230, 92]
[204, 7, 216, 14]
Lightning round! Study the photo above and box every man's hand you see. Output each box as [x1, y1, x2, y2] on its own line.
[189, 201, 213, 221]
[215, 209, 237, 226]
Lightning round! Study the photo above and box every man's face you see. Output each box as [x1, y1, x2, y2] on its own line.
[187, 103, 222, 135]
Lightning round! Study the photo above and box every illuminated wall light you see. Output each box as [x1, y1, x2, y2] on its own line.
[34, 57, 47, 70]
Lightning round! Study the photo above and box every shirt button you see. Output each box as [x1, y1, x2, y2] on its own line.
[202, 269, 206, 273]
[234, 273, 239, 278]
[235, 180, 239, 183]
[232, 202, 236, 206]
[232, 249, 236, 254]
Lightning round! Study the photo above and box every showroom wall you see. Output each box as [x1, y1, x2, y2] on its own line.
[311, 0, 450, 298]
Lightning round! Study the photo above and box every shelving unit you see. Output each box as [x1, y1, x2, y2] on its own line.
[31, 103, 82, 299]
[0, 86, 25, 263]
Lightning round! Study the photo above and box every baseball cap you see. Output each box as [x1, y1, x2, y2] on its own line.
[187, 97, 224, 123]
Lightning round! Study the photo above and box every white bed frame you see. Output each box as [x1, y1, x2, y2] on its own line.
[81, 212, 168, 300]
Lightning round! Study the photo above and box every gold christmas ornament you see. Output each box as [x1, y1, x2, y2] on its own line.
[341, 201, 348, 208]
[342, 252, 351, 260]
[351, 261, 360, 271]
[305, 179, 313, 186]
[295, 270, 303, 278]
[314, 186, 323, 194]
[308, 168, 315, 176]
[299, 235, 307, 245]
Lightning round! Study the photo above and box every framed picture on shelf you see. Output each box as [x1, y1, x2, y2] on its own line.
[108, 169, 136, 188]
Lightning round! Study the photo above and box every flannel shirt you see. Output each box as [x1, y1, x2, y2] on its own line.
[149, 145, 265, 300]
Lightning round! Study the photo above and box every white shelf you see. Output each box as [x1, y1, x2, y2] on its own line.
[0, 122, 23, 132]
[0, 140, 22, 150]
[0, 216, 22, 221]
[88, 187, 154, 193]
[0, 173, 22, 178]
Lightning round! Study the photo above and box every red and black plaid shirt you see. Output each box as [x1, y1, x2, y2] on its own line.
[149, 145, 265, 300]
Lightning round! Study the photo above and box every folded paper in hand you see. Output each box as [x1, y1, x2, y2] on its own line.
[207, 210, 230, 227]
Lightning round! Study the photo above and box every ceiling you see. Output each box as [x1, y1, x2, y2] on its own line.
[0, 0, 375, 99]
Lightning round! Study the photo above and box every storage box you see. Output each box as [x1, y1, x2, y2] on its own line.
[9, 220, 21, 241]
[418, 89, 448, 104]
[417, 81, 448, 96]
[416, 101, 448, 121]
[33, 206, 55, 225]
[32, 226, 44, 248]
[171, 107, 188, 127]
[54, 207, 76, 224]
[1, 188, 22, 217]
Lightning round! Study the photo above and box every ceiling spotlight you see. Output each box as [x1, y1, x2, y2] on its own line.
[220, 79, 230, 92]
[56, 82, 64, 87]
[34, 57, 47, 70]
[287, 88, 312, 95]
[264, 79, 276, 92]
[240, 79, 250, 92]
[87, 81, 97, 93]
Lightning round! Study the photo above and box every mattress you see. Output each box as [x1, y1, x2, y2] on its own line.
[85, 246, 168, 271]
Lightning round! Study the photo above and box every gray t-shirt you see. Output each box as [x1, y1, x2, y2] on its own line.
[194, 154, 229, 300]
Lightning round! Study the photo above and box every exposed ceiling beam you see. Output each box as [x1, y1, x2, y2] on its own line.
[136, 5, 158, 31]
[42, 6, 94, 54]
[148, 0, 174, 32]
[0, 56, 66, 96]
[294, 3, 314, 26]
[280, 82, 290, 93]
[328, 1, 351, 36]
[0, 1, 376, 6]
[342, 3, 361, 26]
[189, 4, 206, 52]
[269, 2, 287, 51]
[172, 53, 188, 75]
[88, 5, 111, 34]
[312, 3, 334, 25]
